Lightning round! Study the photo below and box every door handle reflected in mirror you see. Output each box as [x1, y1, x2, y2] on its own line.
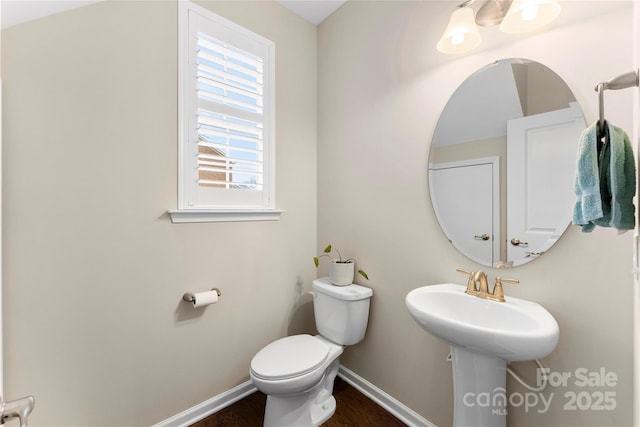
[474, 234, 490, 241]
[510, 238, 528, 247]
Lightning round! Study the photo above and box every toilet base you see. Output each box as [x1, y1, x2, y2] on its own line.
[263, 359, 340, 427]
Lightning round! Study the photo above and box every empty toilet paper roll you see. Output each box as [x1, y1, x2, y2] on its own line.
[191, 290, 218, 308]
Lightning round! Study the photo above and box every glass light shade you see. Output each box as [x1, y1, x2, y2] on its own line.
[499, 0, 561, 34]
[436, 7, 482, 55]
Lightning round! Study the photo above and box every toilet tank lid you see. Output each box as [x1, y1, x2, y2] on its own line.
[312, 277, 373, 300]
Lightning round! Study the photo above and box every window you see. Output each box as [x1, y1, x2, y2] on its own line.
[170, 1, 281, 223]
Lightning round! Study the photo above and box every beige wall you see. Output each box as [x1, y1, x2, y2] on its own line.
[2, 0, 638, 426]
[2, 1, 317, 425]
[318, 2, 635, 427]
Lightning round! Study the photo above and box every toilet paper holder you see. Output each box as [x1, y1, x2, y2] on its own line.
[182, 288, 222, 303]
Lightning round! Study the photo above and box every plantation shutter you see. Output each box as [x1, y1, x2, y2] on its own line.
[183, 5, 275, 209]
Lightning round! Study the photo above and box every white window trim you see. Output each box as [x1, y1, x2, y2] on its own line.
[169, 1, 282, 223]
[168, 208, 283, 223]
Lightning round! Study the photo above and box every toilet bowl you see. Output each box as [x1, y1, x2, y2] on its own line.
[250, 334, 343, 395]
[250, 278, 373, 427]
[250, 335, 343, 426]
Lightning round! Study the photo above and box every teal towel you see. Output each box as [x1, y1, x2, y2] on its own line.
[573, 122, 603, 230]
[573, 121, 636, 232]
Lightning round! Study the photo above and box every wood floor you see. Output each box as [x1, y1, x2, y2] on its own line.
[190, 376, 407, 427]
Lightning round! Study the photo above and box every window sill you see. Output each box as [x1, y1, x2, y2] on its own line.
[168, 209, 284, 223]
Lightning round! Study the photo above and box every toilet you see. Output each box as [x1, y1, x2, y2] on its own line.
[250, 277, 373, 427]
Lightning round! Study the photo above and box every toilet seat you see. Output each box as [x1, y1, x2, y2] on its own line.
[251, 334, 330, 380]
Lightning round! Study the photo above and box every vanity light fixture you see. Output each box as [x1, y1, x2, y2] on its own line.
[437, 0, 561, 54]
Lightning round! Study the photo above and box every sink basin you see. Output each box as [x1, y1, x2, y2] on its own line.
[406, 283, 559, 427]
[406, 283, 559, 361]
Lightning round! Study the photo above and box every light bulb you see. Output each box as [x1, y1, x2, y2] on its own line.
[451, 32, 465, 45]
[500, 0, 561, 34]
[436, 7, 482, 54]
[521, 4, 539, 21]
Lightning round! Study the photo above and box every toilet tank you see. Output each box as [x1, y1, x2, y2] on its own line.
[312, 278, 373, 345]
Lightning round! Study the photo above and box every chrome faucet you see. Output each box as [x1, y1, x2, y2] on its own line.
[0, 395, 35, 427]
[456, 269, 519, 302]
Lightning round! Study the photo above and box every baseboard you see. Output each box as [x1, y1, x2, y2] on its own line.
[153, 365, 435, 427]
[337, 365, 436, 427]
[151, 380, 257, 427]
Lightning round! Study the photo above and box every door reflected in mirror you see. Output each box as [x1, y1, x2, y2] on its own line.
[429, 59, 586, 268]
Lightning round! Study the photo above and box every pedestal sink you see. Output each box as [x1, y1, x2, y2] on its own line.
[406, 283, 559, 427]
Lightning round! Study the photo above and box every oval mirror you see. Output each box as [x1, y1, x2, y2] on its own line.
[428, 58, 586, 268]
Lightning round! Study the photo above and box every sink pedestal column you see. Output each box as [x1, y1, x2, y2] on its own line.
[450, 346, 507, 427]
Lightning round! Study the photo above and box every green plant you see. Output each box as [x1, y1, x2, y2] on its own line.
[313, 244, 369, 280]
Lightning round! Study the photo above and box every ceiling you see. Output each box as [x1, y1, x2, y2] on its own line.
[1, 0, 100, 29]
[1, 0, 345, 29]
[277, 0, 345, 25]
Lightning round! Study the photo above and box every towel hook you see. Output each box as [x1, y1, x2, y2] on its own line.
[595, 69, 640, 135]
[596, 82, 606, 134]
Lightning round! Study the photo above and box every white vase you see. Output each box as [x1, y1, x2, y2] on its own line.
[329, 260, 354, 286]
